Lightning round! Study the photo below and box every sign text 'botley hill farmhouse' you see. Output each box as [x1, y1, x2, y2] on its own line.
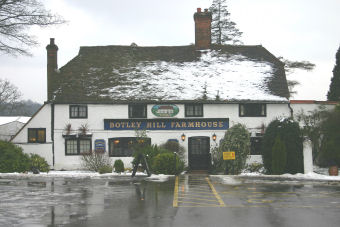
[11, 8, 337, 170]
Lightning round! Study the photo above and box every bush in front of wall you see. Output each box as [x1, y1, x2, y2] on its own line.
[244, 162, 265, 174]
[81, 150, 111, 172]
[0, 141, 30, 173]
[113, 159, 124, 173]
[160, 140, 186, 159]
[29, 154, 50, 173]
[319, 105, 340, 166]
[132, 145, 168, 172]
[271, 136, 287, 174]
[217, 123, 250, 174]
[152, 152, 184, 175]
[262, 118, 304, 174]
[99, 165, 113, 174]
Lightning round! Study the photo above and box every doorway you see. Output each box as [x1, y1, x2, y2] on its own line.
[188, 136, 210, 170]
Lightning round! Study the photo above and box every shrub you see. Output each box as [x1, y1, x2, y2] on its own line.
[262, 118, 304, 174]
[216, 124, 250, 174]
[81, 150, 111, 172]
[99, 165, 113, 174]
[271, 136, 287, 174]
[319, 105, 340, 166]
[152, 152, 184, 175]
[0, 141, 30, 173]
[160, 140, 185, 159]
[244, 162, 265, 173]
[132, 145, 168, 172]
[29, 154, 50, 173]
[113, 159, 124, 173]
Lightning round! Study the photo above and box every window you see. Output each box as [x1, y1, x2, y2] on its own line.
[70, 105, 87, 118]
[109, 137, 151, 157]
[65, 138, 91, 155]
[239, 104, 266, 117]
[185, 104, 203, 117]
[129, 104, 147, 118]
[28, 128, 46, 143]
[250, 137, 262, 155]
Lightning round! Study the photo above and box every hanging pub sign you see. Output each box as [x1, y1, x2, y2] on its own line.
[104, 118, 229, 131]
[95, 139, 106, 152]
[151, 104, 179, 117]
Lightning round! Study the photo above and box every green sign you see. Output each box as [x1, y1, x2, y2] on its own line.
[151, 104, 179, 117]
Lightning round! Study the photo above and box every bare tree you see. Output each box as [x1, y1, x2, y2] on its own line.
[0, 0, 65, 56]
[0, 78, 21, 113]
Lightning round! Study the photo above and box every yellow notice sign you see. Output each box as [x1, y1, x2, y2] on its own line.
[223, 151, 235, 160]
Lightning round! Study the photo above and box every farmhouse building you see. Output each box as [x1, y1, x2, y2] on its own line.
[11, 9, 337, 170]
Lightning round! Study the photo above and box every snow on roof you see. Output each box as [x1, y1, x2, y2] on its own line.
[0, 117, 30, 126]
[52, 45, 289, 103]
[107, 51, 285, 101]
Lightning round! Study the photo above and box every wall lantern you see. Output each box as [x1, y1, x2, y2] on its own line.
[212, 133, 217, 141]
[181, 133, 186, 141]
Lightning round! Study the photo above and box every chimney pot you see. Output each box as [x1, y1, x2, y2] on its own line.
[197, 8, 201, 13]
[50, 38, 55, 45]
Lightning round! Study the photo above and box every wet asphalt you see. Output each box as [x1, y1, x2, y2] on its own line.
[0, 175, 340, 227]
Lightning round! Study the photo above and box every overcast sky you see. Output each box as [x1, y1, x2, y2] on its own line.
[0, 0, 339, 103]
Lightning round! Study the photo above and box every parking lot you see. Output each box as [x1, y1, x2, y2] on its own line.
[1, 175, 340, 227]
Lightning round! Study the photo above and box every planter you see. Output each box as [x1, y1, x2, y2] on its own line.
[328, 166, 339, 176]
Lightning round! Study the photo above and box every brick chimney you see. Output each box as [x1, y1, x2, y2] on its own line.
[194, 8, 212, 50]
[46, 38, 58, 101]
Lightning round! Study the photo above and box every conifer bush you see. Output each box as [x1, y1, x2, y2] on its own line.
[113, 159, 124, 173]
[152, 153, 184, 175]
[262, 118, 304, 174]
[216, 124, 250, 174]
[319, 105, 340, 166]
[271, 136, 287, 174]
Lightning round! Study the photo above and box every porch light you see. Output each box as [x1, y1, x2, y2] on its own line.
[212, 133, 217, 141]
[181, 133, 186, 141]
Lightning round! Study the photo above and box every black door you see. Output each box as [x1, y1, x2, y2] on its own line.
[188, 137, 210, 170]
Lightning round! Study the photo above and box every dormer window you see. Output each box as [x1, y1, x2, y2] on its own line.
[129, 104, 147, 118]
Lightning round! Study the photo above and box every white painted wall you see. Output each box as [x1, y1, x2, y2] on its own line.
[50, 103, 291, 170]
[16, 102, 336, 171]
[11, 104, 53, 166]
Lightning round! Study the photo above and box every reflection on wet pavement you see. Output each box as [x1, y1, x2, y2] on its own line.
[0, 176, 340, 226]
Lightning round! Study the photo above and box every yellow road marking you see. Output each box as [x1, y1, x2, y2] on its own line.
[179, 200, 222, 206]
[179, 194, 217, 199]
[173, 176, 179, 207]
[178, 196, 220, 202]
[205, 177, 226, 207]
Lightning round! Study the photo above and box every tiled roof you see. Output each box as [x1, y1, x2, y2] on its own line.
[51, 44, 289, 103]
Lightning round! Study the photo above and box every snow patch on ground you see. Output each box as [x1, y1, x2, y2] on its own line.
[0, 171, 148, 179]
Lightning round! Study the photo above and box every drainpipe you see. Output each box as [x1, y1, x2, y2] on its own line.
[51, 103, 55, 167]
[288, 102, 294, 119]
